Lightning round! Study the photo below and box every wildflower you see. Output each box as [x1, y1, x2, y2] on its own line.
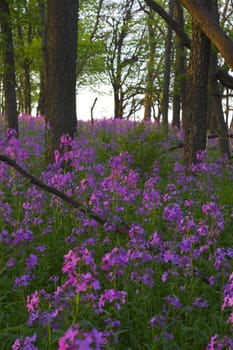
[27, 291, 40, 313]
[165, 295, 182, 309]
[26, 254, 38, 269]
[206, 334, 233, 350]
[163, 203, 182, 224]
[58, 324, 105, 350]
[149, 314, 167, 328]
[14, 274, 32, 289]
[179, 238, 192, 253]
[97, 289, 126, 312]
[193, 298, 209, 308]
[12, 333, 38, 350]
[163, 330, 174, 339]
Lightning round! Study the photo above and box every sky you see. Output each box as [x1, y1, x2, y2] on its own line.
[76, 88, 114, 121]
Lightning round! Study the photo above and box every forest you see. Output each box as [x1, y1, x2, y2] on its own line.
[0, 0, 233, 349]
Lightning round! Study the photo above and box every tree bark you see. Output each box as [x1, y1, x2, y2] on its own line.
[172, 0, 186, 129]
[23, 58, 32, 115]
[0, 0, 18, 135]
[44, 0, 78, 163]
[184, 1, 211, 166]
[144, 7, 156, 121]
[207, 0, 230, 158]
[161, 0, 174, 128]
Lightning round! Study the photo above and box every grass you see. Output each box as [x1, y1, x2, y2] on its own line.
[0, 115, 232, 350]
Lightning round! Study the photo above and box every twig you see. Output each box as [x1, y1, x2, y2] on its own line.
[91, 97, 98, 125]
[0, 154, 129, 235]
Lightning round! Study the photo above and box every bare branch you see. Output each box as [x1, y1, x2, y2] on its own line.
[0, 154, 129, 235]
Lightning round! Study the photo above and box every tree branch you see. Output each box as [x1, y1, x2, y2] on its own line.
[143, 0, 233, 88]
[179, 0, 233, 70]
[144, 0, 191, 48]
[0, 154, 129, 235]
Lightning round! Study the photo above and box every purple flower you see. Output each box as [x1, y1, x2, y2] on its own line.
[163, 329, 174, 340]
[12, 228, 34, 245]
[206, 334, 233, 350]
[193, 298, 209, 308]
[163, 203, 183, 224]
[58, 324, 105, 350]
[179, 238, 192, 253]
[149, 314, 167, 328]
[27, 291, 40, 313]
[14, 274, 32, 289]
[97, 289, 126, 312]
[165, 295, 182, 308]
[26, 254, 38, 269]
[221, 272, 233, 311]
[12, 333, 38, 350]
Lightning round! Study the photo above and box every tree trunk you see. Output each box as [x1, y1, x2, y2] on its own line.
[44, 0, 78, 163]
[172, 0, 186, 129]
[184, 1, 210, 166]
[37, 0, 46, 116]
[23, 59, 32, 115]
[207, 0, 230, 158]
[37, 66, 45, 116]
[0, 0, 18, 135]
[161, 0, 173, 128]
[144, 7, 156, 121]
[114, 87, 123, 119]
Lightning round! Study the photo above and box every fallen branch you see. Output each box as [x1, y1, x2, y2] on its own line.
[168, 134, 233, 151]
[0, 154, 129, 235]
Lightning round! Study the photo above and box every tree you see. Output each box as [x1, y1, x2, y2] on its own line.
[0, 0, 18, 135]
[161, 0, 173, 128]
[44, 0, 78, 164]
[180, 0, 233, 70]
[104, 0, 145, 119]
[207, 0, 230, 158]
[172, 0, 186, 129]
[143, 6, 156, 121]
[144, 0, 232, 163]
[183, 0, 210, 166]
[77, 0, 107, 87]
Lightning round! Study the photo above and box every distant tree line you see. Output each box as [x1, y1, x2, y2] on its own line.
[0, 0, 232, 165]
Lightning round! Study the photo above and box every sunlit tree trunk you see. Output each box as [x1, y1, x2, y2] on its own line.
[0, 0, 18, 135]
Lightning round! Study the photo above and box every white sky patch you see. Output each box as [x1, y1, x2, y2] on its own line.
[76, 88, 114, 121]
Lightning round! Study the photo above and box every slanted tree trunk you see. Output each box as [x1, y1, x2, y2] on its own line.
[44, 0, 78, 163]
[184, 0, 210, 166]
[180, 0, 233, 70]
[172, 0, 186, 129]
[0, 0, 18, 135]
